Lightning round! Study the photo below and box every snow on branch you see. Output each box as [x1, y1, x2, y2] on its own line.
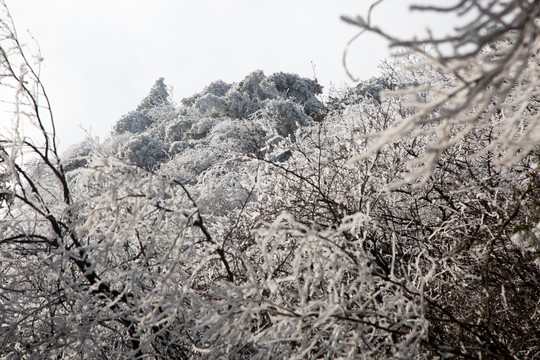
[344, 0, 540, 185]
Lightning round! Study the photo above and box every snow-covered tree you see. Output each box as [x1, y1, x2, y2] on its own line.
[1, 0, 539, 359]
[113, 111, 152, 135]
[343, 0, 540, 183]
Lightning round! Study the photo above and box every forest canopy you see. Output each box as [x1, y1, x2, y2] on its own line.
[1, 1, 539, 359]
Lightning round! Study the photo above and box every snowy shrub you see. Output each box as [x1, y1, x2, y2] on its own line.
[164, 117, 193, 143]
[232, 70, 279, 101]
[167, 140, 191, 156]
[113, 79, 175, 135]
[193, 93, 227, 117]
[189, 117, 217, 139]
[117, 134, 167, 169]
[136, 77, 169, 112]
[195, 160, 257, 215]
[259, 99, 312, 138]
[352, 76, 395, 103]
[113, 111, 151, 135]
[143, 102, 179, 124]
[267, 71, 323, 115]
[207, 118, 266, 155]
[181, 79, 232, 107]
[302, 96, 325, 117]
[204, 79, 232, 97]
[103, 132, 133, 155]
[161, 145, 227, 183]
[61, 138, 95, 172]
[223, 90, 259, 119]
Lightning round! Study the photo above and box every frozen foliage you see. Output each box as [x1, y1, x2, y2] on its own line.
[267, 72, 324, 116]
[113, 78, 177, 135]
[143, 101, 179, 124]
[206, 118, 265, 154]
[160, 146, 227, 184]
[137, 77, 169, 111]
[232, 70, 278, 101]
[347, 75, 407, 103]
[223, 89, 259, 119]
[259, 99, 311, 138]
[194, 160, 258, 215]
[193, 93, 228, 117]
[113, 110, 151, 134]
[108, 70, 322, 172]
[182, 70, 323, 120]
[343, 0, 540, 183]
[164, 117, 193, 143]
[61, 138, 95, 172]
[101, 70, 325, 203]
[181, 79, 232, 106]
[117, 134, 167, 170]
[1, 1, 540, 359]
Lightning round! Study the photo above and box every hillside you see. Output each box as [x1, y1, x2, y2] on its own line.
[52, 63, 540, 358]
[2, 0, 539, 358]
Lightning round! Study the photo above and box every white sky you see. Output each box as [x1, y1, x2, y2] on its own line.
[5, 0, 461, 152]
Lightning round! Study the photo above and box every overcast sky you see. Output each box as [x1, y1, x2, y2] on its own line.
[5, 0, 460, 152]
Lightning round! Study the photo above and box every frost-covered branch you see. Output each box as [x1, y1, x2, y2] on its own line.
[343, 0, 540, 183]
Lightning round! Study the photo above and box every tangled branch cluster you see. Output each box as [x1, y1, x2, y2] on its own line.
[1, 1, 539, 359]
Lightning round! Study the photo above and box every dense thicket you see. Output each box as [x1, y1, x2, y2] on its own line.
[1, 1, 539, 359]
